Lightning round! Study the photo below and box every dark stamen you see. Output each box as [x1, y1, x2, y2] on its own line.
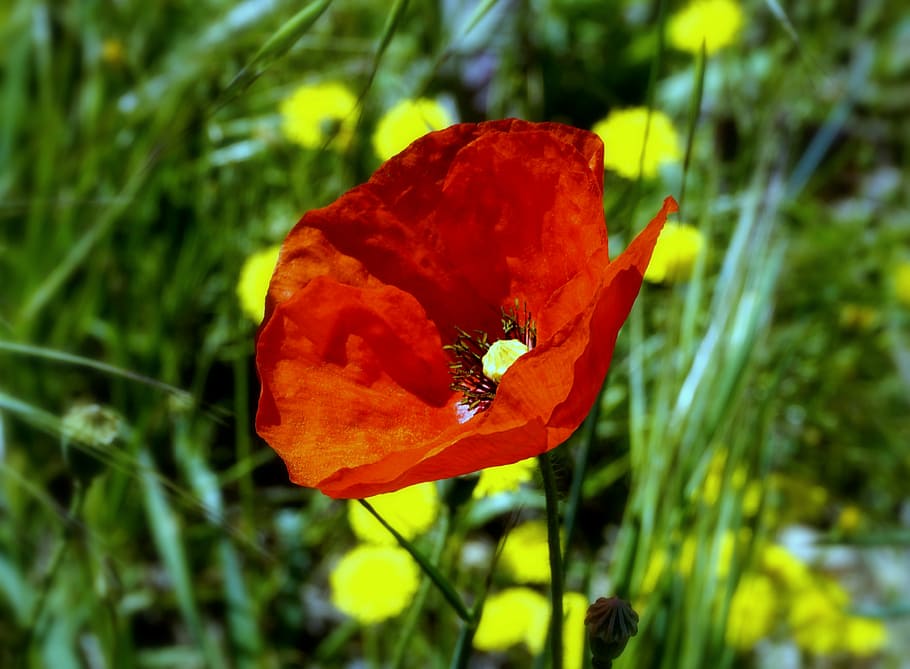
[445, 301, 537, 410]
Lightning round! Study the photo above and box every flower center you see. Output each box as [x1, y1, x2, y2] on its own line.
[481, 339, 529, 383]
[445, 301, 536, 412]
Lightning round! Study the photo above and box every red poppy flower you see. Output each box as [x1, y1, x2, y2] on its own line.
[256, 119, 677, 499]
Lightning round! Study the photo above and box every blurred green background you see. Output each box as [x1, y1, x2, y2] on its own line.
[2, 0, 909, 667]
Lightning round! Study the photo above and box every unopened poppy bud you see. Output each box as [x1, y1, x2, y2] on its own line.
[481, 339, 529, 382]
[61, 403, 124, 484]
[584, 596, 639, 668]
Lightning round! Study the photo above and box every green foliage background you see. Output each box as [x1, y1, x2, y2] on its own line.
[1, 0, 909, 667]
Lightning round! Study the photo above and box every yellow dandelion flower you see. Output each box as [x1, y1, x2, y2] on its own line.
[500, 520, 551, 584]
[789, 577, 851, 655]
[592, 108, 681, 179]
[473, 458, 537, 498]
[372, 97, 454, 161]
[843, 616, 887, 657]
[760, 544, 812, 591]
[329, 545, 420, 624]
[474, 587, 549, 651]
[894, 261, 910, 307]
[667, 0, 744, 55]
[280, 81, 358, 150]
[726, 573, 777, 649]
[348, 482, 439, 546]
[237, 244, 281, 322]
[644, 222, 705, 283]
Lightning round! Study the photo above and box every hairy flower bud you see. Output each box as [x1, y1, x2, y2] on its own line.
[584, 596, 639, 668]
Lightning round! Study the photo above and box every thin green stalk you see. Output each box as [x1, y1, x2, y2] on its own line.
[390, 511, 452, 669]
[449, 616, 479, 669]
[563, 389, 602, 562]
[538, 451, 563, 669]
[358, 499, 471, 623]
[19, 481, 86, 653]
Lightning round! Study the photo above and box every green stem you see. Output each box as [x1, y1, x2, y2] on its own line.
[538, 451, 563, 669]
[391, 510, 452, 669]
[358, 499, 472, 623]
[449, 615, 479, 669]
[20, 482, 86, 651]
[563, 390, 603, 566]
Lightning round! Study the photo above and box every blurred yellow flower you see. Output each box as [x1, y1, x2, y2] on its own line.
[348, 482, 439, 545]
[329, 545, 419, 624]
[373, 98, 454, 160]
[836, 504, 864, 533]
[843, 616, 888, 657]
[475, 589, 588, 669]
[668, 0, 744, 55]
[726, 573, 777, 649]
[839, 303, 879, 331]
[894, 260, 910, 306]
[501, 520, 551, 584]
[474, 587, 549, 651]
[280, 82, 358, 149]
[237, 244, 280, 322]
[644, 222, 705, 283]
[101, 39, 125, 65]
[592, 108, 681, 179]
[789, 577, 850, 655]
[525, 592, 589, 669]
[760, 544, 813, 591]
[473, 458, 536, 498]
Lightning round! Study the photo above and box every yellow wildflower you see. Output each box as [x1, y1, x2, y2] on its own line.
[101, 39, 125, 65]
[843, 616, 887, 657]
[667, 0, 744, 55]
[760, 544, 813, 591]
[329, 545, 419, 624]
[726, 573, 777, 649]
[839, 303, 879, 331]
[592, 108, 681, 179]
[237, 244, 280, 322]
[644, 222, 705, 283]
[523, 592, 589, 669]
[836, 504, 864, 533]
[474, 587, 549, 651]
[372, 98, 454, 160]
[280, 81, 358, 149]
[473, 458, 537, 498]
[348, 482, 439, 546]
[789, 577, 850, 655]
[894, 260, 910, 307]
[500, 520, 551, 584]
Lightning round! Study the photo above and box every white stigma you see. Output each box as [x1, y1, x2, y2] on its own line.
[481, 339, 529, 383]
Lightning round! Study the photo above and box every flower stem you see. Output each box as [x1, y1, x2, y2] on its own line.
[358, 499, 472, 623]
[538, 451, 563, 669]
[391, 510, 452, 669]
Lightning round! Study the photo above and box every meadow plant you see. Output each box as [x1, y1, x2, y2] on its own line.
[2, 1, 907, 668]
